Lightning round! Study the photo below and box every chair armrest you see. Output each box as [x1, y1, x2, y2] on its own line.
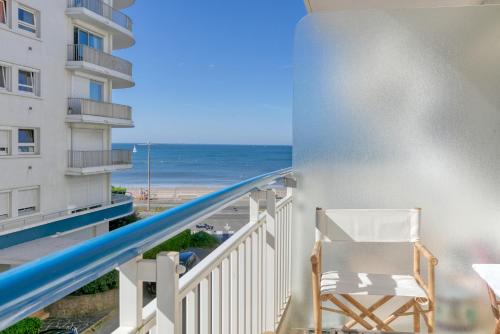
[415, 242, 438, 266]
[311, 241, 321, 265]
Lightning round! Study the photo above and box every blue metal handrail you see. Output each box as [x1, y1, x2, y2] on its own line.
[0, 168, 292, 330]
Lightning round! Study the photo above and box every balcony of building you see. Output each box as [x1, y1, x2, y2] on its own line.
[66, 0, 135, 49]
[67, 98, 134, 128]
[66, 45, 134, 89]
[0, 169, 295, 333]
[67, 149, 132, 175]
[0, 194, 133, 265]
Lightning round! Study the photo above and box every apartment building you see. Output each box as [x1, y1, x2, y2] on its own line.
[0, 0, 135, 266]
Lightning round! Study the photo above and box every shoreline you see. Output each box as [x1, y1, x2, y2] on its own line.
[127, 186, 221, 202]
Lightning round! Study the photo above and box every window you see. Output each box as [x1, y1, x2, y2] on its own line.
[0, 0, 7, 25]
[0, 192, 9, 220]
[18, 7, 36, 34]
[89, 80, 104, 101]
[18, 69, 35, 93]
[0, 130, 10, 156]
[74, 27, 103, 51]
[18, 128, 37, 154]
[0, 65, 7, 90]
[17, 188, 39, 216]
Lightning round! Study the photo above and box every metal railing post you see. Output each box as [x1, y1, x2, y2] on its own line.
[157, 252, 181, 334]
[118, 256, 143, 330]
[264, 189, 277, 332]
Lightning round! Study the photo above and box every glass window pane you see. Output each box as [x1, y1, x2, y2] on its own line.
[90, 81, 103, 101]
[0, 67, 5, 88]
[89, 34, 103, 51]
[18, 129, 35, 143]
[18, 146, 34, 153]
[79, 29, 88, 46]
[18, 8, 34, 25]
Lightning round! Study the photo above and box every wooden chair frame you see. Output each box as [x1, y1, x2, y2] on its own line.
[486, 284, 500, 334]
[311, 240, 438, 333]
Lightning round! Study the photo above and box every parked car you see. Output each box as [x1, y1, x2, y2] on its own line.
[195, 223, 214, 230]
[146, 251, 199, 295]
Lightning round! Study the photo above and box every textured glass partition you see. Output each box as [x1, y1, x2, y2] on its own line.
[291, 6, 500, 332]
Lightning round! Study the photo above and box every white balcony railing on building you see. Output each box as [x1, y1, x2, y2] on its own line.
[124, 189, 293, 334]
[68, 98, 132, 120]
[67, 0, 133, 31]
[68, 149, 132, 168]
[0, 168, 293, 333]
[0, 194, 132, 234]
[67, 44, 133, 76]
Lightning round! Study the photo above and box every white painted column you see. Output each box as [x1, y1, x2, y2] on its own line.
[264, 189, 277, 332]
[118, 256, 143, 330]
[156, 252, 181, 334]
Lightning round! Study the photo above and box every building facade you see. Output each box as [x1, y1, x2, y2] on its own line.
[0, 0, 135, 266]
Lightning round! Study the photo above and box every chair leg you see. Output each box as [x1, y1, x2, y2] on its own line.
[312, 294, 321, 334]
[495, 319, 500, 334]
[413, 301, 420, 333]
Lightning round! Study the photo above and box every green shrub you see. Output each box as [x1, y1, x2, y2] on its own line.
[144, 230, 219, 260]
[0, 318, 42, 334]
[111, 186, 127, 194]
[189, 231, 220, 248]
[71, 270, 118, 296]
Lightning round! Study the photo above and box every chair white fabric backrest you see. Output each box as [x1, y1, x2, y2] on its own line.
[316, 208, 421, 243]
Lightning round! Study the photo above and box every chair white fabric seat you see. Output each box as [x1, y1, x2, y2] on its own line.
[320, 270, 427, 298]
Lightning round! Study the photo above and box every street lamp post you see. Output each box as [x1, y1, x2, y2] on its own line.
[147, 141, 151, 211]
[133, 142, 152, 211]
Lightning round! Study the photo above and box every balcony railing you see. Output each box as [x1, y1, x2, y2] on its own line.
[0, 194, 132, 235]
[67, 44, 132, 76]
[0, 168, 293, 332]
[68, 149, 132, 168]
[68, 98, 132, 120]
[67, 0, 132, 31]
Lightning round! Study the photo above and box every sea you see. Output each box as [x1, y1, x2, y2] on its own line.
[112, 144, 292, 188]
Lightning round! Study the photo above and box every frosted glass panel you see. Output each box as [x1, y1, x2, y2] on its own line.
[291, 6, 500, 333]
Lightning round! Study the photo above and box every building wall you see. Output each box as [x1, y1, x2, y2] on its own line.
[290, 6, 500, 333]
[0, 0, 132, 233]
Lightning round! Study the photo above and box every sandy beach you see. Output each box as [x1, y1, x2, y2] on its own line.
[128, 186, 220, 203]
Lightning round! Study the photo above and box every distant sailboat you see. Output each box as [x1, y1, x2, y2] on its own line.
[133, 145, 137, 153]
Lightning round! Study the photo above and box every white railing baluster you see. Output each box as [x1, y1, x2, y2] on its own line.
[221, 258, 230, 334]
[185, 288, 198, 334]
[211, 266, 221, 334]
[238, 243, 245, 334]
[251, 231, 258, 333]
[230, 249, 239, 333]
[265, 189, 277, 331]
[199, 276, 211, 334]
[245, 238, 252, 334]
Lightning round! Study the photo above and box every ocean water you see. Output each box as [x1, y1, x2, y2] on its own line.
[112, 144, 292, 187]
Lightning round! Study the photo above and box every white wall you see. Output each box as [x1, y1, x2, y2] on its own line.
[290, 6, 500, 333]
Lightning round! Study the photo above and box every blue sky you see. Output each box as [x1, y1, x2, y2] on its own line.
[113, 1, 306, 145]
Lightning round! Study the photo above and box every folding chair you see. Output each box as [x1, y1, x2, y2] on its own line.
[472, 264, 500, 334]
[311, 208, 438, 333]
